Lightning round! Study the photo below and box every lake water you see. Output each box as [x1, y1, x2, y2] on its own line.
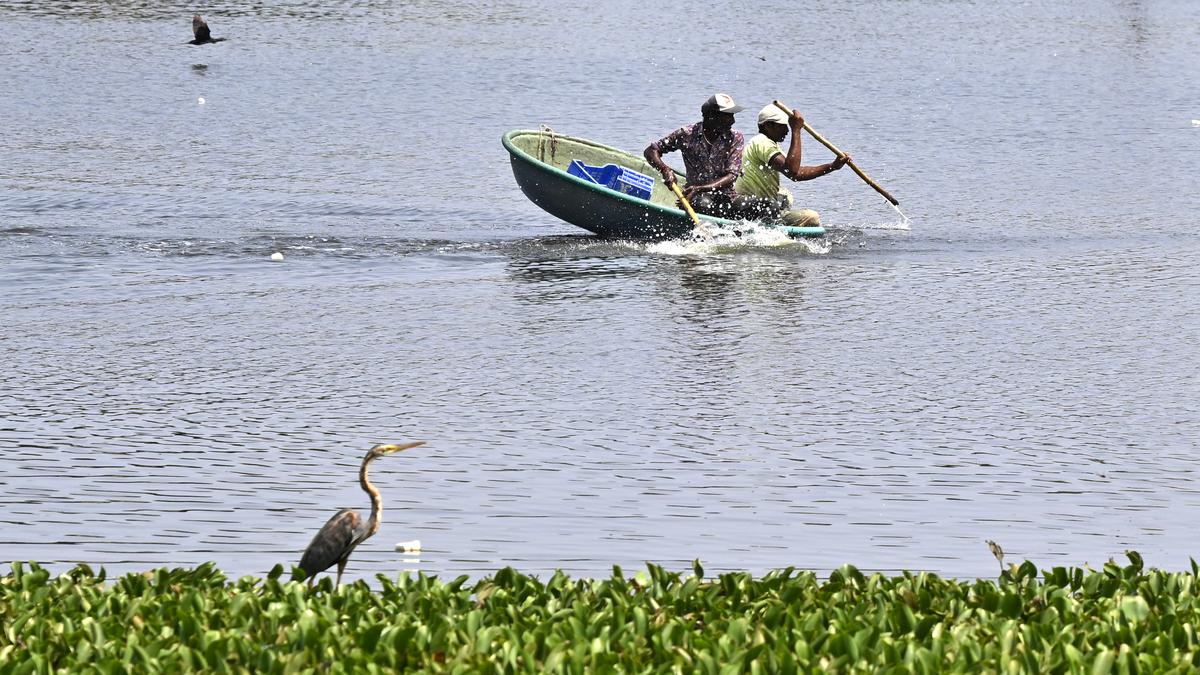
[2, 0, 1198, 584]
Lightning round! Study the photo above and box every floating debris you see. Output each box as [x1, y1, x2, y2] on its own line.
[269, 252, 284, 261]
[395, 539, 422, 553]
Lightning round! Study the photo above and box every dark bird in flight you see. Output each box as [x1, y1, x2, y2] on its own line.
[298, 442, 426, 586]
[189, 14, 226, 45]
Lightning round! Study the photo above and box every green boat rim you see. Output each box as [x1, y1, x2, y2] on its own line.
[502, 129, 747, 229]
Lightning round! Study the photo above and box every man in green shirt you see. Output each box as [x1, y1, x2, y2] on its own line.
[733, 104, 849, 227]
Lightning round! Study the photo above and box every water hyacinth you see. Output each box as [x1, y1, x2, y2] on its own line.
[2, 553, 1199, 673]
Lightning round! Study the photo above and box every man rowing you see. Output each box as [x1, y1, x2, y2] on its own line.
[644, 93, 746, 219]
[733, 104, 849, 227]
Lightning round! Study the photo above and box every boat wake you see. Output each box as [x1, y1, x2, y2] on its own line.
[644, 222, 831, 256]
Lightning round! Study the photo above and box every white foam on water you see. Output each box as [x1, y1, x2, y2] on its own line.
[841, 204, 911, 231]
[888, 203, 912, 230]
[644, 221, 830, 255]
[855, 220, 911, 231]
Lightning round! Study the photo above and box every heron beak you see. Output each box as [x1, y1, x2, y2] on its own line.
[376, 441, 426, 455]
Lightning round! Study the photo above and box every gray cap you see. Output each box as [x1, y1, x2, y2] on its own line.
[757, 104, 789, 126]
[702, 93, 744, 114]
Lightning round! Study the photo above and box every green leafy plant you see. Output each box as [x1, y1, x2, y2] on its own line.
[2, 553, 1198, 673]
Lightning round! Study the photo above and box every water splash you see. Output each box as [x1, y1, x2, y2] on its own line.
[644, 222, 829, 255]
[848, 204, 911, 231]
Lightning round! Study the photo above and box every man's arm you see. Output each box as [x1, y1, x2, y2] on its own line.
[779, 109, 805, 177]
[768, 109, 849, 181]
[647, 139, 734, 204]
[644, 143, 677, 187]
[681, 173, 738, 201]
[645, 128, 688, 186]
[770, 150, 849, 182]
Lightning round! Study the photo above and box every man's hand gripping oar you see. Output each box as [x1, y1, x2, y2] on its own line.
[773, 100, 899, 207]
[655, 165, 713, 241]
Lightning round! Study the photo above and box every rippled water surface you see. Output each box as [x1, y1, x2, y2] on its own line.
[2, 0, 1198, 582]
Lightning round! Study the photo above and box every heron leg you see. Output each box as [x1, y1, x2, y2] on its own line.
[336, 558, 348, 588]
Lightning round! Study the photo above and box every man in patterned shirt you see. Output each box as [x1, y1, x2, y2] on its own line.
[644, 93, 746, 219]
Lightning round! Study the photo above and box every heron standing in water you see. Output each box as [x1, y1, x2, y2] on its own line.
[299, 442, 425, 586]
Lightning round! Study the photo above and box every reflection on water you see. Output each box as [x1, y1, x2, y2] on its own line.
[2, 0, 1199, 583]
[1118, 0, 1150, 51]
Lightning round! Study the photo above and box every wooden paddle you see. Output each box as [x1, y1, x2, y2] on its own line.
[773, 100, 899, 206]
[668, 181, 713, 240]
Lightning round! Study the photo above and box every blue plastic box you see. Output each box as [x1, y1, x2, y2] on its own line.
[566, 160, 654, 200]
[567, 160, 597, 183]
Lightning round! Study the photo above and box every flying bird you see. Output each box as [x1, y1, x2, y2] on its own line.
[298, 442, 426, 586]
[189, 14, 226, 45]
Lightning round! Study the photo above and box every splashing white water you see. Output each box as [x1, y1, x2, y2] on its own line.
[644, 221, 830, 255]
[844, 204, 911, 230]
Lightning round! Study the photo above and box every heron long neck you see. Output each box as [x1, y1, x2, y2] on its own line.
[359, 455, 384, 538]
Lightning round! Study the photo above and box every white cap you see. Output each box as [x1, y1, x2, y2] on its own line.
[702, 93, 744, 114]
[757, 104, 789, 126]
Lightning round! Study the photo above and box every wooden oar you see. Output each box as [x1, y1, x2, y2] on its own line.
[668, 181, 713, 240]
[773, 100, 899, 206]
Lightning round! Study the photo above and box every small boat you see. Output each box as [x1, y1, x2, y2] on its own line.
[502, 129, 825, 240]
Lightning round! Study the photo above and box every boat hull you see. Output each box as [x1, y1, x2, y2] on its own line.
[502, 129, 825, 240]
